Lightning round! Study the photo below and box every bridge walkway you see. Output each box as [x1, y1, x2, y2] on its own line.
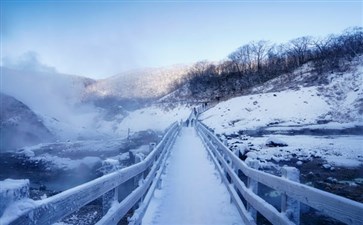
[142, 127, 243, 225]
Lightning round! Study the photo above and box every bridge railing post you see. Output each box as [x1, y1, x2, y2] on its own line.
[281, 166, 300, 225]
[133, 153, 145, 211]
[247, 160, 259, 221]
[101, 161, 119, 215]
[0, 179, 29, 217]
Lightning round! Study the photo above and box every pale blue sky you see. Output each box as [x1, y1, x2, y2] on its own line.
[1, 0, 362, 78]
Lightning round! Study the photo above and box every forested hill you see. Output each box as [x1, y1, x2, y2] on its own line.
[160, 27, 363, 103]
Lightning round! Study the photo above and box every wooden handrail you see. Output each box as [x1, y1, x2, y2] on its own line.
[5, 122, 180, 225]
[196, 121, 363, 225]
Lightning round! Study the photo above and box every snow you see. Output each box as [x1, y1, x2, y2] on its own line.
[231, 135, 363, 168]
[0, 179, 34, 224]
[20, 138, 127, 156]
[265, 137, 288, 147]
[28, 154, 101, 171]
[0, 198, 38, 224]
[199, 62, 363, 169]
[265, 122, 363, 131]
[200, 87, 330, 134]
[130, 145, 152, 161]
[86, 64, 191, 99]
[20, 149, 35, 157]
[0, 178, 30, 217]
[200, 58, 362, 135]
[116, 105, 190, 136]
[0, 179, 28, 193]
[143, 127, 243, 225]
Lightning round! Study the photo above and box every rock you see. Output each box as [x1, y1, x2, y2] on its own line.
[39, 184, 47, 191]
[265, 137, 288, 147]
[322, 164, 331, 169]
[326, 177, 337, 183]
[232, 143, 248, 157]
[306, 172, 315, 179]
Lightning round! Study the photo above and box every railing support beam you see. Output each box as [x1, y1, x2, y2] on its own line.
[281, 166, 300, 225]
[247, 160, 259, 221]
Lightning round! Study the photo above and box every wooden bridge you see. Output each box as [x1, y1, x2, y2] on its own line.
[2, 111, 363, 225]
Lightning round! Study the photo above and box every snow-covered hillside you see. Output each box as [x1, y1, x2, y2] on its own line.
[1, 66, 193, 151]
[201, 86, 331, 133]
[85, 64, 191, 100]
[201, 57, 363, 134]
[199, 57, 363, 169]
[115, 104, 191, 137]
[0, 93, 54, 150]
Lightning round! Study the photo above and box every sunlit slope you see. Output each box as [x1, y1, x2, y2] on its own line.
[200, 57, 363, 134]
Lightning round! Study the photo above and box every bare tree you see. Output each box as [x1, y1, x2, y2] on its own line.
[250, 40, 271, 71]
[288, 36, 313, 66]
[228, 44, 253, 75]
[185, 27, 363, 101]
[188, 61, 211, 78]
[312, 36, 333, 59]
[341, 27, 363, 57]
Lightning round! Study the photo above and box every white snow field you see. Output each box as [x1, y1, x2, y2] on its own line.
[143, 127, 243, 225]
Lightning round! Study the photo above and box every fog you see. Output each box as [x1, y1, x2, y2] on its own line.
[1, 51, 57, 74]
[0, 53, 112, 142]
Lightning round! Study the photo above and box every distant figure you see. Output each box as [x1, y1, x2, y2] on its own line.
[193, 107, 197, 116]
[186, 119, 189, 127]
[191, 119, 194, 127]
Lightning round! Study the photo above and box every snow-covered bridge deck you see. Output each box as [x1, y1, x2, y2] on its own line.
[142, 127, 243, 225]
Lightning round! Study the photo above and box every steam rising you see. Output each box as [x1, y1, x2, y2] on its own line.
[2, 51, 57, 74]
[0, 53, 109, 142]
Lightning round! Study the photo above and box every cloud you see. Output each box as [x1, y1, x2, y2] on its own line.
[2, 51, 57, 73]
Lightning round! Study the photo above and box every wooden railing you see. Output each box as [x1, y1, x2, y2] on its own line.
[5, 122, 180, 225]
[196, 121, 363, 225]
[5, 118, 363, 225]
